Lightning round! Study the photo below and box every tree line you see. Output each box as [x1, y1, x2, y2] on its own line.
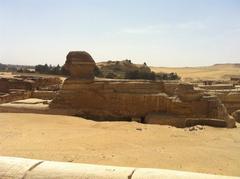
[31, 64, 181, 80]
[34, 64, 180, 80]
[35, 64, 69, 75]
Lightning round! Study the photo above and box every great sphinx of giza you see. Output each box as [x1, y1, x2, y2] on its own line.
[50, 51, 236, 128]
[64, 51, 96, 80]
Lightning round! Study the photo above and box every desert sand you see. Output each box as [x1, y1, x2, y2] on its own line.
[0, 113, 239, 176]
[151, 64, 240, 81]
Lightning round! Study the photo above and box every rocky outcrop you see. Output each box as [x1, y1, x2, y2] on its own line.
[97, 60, 151, 79]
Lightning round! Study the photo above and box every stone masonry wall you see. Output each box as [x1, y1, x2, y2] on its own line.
[50, 79, 235, 127]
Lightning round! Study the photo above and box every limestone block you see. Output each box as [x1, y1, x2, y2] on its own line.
[32, 90, 58, 100]
[145, 113, 186, 128]
[222, 92, 240, 102]
[232, 109, 240, 123]
[0, 156, 42, 179]
[26, 161, 135, 179]
[0, 78, 9, 92]
[50, 78, 236, 128]
[132, 168, 238, 179]
[163, 82, 179, 96]
[215, 92, 240, 113]
[175, 83, 203, 102]
[0, 156, 239, 179]
[185, 118, 227, 127]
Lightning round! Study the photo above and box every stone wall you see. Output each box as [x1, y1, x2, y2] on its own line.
[0, 90, 32, 104]
[0, 77, 35, 92]
[215, 92, 240, 114]
[0, 78, 9, 92]
[32, 90, 58, 100]
[198, 84, 235, 90]
[162, 81, 179, 96]
[34, 77, 62, 90]
[50, 79, 235, 127]
[0, 76, 62, 102]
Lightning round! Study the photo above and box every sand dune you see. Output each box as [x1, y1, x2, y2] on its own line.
[0, 113, 239, 176]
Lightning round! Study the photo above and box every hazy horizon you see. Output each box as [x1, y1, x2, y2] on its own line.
[1, 0, 240, 67]
[1, 59, 240, 69]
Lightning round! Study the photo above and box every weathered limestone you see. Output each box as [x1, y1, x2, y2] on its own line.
[232, 109, 240, 123]
[50, 79, 168, 119]
[0, 76, 62, 103]
[0, 156, 238, 179]
[0, 156, 43, 179]
[0, 90, 32, 104]
[26, 161, 134, 179]
[33, 77, 62, 90]
[185, 118, 227, 128]
[0, 78, 9, 92]
[51, 80, 235, 127]
[32, 90, 58, 100]
[216, 92, 240, 113]
[198, 84, 235, 90]
[0, 77, 34, 92]
[145, 113, 186, 128]
[65, 51, 96, 79]
[50, 51, 236, 128]
[175, 83, 203, 102]
[132, 168, 238, 179]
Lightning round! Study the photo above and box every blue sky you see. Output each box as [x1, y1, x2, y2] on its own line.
[0, 0, 240, 67]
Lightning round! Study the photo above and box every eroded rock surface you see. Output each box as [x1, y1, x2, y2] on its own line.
[50, 51, 236, 128]
[65, 51, 96, 79]
[232, 110, 240, 123]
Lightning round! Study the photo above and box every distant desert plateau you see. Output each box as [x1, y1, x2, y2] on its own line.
[1, 63, 240, 81]
[0, 113, 240, 176]
[151, 63, 240, 81]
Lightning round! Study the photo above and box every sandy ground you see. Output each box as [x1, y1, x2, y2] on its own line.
[151, 64, 240, 81]
[0, 72, 66, 81]
[0, 72, 15, 78]
[0, 98, 49, 110]
[0, 113, 239, 176]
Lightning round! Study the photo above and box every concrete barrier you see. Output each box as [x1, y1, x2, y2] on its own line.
[0, 156, 239, 179]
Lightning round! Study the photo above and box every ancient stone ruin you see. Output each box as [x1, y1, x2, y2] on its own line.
[65, 51, 96, 79]
[0, 76, 62, 104]
[50, 51, 236, 128]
